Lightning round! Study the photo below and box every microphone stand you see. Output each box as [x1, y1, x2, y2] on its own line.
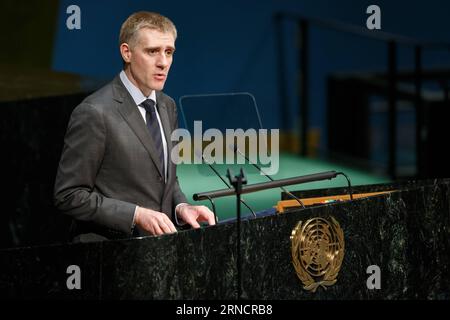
[234, 147, 306, 209]
[201, 154, 257, 217]
[226, 168, 247, 300]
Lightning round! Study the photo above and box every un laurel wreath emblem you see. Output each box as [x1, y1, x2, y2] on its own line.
[290, 217, 345, 292]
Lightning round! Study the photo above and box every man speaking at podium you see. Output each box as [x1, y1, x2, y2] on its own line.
[54, 11, 215, 242]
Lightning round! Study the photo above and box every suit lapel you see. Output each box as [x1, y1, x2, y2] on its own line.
[113, 77, 164, 178]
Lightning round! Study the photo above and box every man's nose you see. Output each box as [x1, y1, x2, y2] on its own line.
[156, 53, 169, 68]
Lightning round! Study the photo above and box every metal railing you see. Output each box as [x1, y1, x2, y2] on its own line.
[275, 12, 450, 178]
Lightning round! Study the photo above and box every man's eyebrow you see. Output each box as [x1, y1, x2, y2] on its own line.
[144, 46, 176, 51]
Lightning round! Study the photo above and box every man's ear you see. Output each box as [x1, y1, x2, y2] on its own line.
[120, 43, 132, 63]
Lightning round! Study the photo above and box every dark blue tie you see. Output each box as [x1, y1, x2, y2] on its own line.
[141, 99, 165, 176]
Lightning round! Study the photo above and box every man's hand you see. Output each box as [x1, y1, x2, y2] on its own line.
[135, 206, 177, 235]
[176, 204, 216, 229]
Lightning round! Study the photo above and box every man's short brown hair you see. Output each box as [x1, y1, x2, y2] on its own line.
[119, 11, 177, 48]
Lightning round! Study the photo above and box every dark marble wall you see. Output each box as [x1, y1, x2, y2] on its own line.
[0, 93, 89, 248]
[0, 179, 449, 299]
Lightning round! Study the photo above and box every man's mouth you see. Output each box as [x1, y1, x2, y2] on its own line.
[154, 74, 166, 81]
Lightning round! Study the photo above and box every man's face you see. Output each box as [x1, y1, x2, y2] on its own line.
[121, 28, 175, 95]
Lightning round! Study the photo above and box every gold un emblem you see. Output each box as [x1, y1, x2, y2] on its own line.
[290, 217, 345, 292]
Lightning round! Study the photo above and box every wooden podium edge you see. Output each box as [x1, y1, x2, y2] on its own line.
[276, 190, 395, 213]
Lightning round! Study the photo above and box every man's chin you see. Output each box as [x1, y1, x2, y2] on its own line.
[152, 85, 164, 92]
[150, 81, 166, 92]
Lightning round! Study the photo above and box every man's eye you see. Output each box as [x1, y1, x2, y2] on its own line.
[165, 50, 173, 56]
[148, 49, 158, 55]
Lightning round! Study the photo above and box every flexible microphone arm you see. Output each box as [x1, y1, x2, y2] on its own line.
[197, 151, 257, 217]
[336, 171, 353, 200]
[193, 171, 339, 201]
[233, 146, 306, 209]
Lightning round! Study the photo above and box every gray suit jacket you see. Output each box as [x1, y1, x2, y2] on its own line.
[54, 75, 188, 239]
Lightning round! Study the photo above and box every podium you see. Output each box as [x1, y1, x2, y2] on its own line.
[0, 179, 449, 299]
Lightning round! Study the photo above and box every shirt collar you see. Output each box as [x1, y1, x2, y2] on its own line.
[119, 70, 156, 106]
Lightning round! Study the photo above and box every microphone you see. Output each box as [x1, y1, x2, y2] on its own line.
[230, 144, 306, 209]
[194, 150, 257, 218]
